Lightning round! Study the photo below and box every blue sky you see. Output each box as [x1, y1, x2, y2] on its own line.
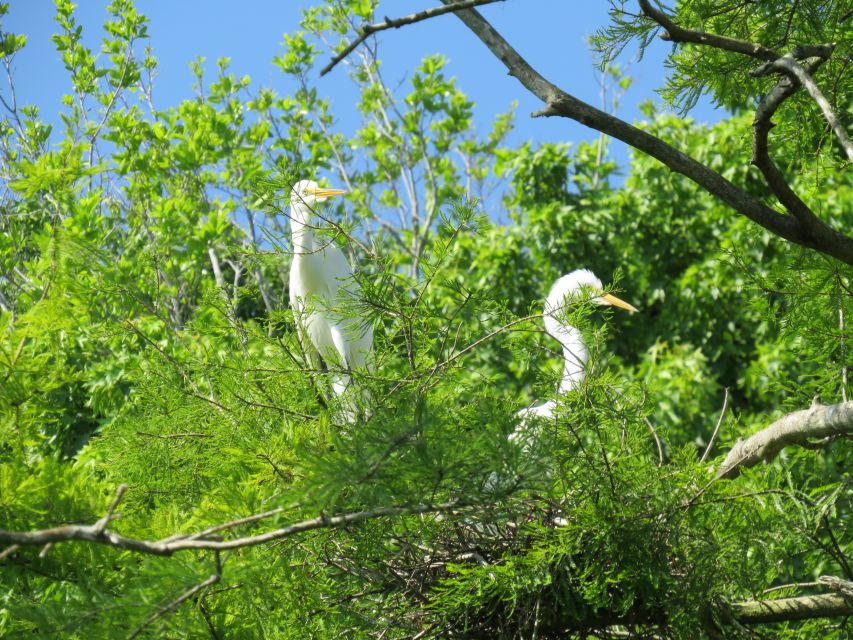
[6, 1, 721, 173]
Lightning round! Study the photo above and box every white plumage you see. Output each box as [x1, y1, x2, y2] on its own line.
[485, 270, 637, 494]
[513, 269, 637, 436]
[288, 179, 373, 416]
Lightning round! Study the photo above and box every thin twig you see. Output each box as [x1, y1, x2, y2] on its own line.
[127, 574, 220, 640]
[321, 0, 506, 76]
[135, 432, 213, 440]
[700, 387, 730, 463]
[433, 312, 544, 371]
[94, 484, 128, 535]
[643, 416, 666, 466]
[184, 506, 288, 541]
[0, 544, 19, 561]
[762, 580, 821, 595]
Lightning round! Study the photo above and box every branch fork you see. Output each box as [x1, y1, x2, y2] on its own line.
[639, 1, 852, 161]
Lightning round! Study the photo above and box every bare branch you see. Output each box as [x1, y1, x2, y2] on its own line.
[820, 575, 853, 597]
[749, 55, 842, 246]
[208, 246, 225, 289]
[93, 484, 128, 535]
[716, 400, 853, 479]
[0, 544, 19, 561]
[762, 580, 822, 595]
[638, 2, 852, 202]
[437, 1, 853, 265]
[0, 497, 467, 557]
[639, 0, 844, 138]
[701, 387, 730, 463]
[320, 0, 506, 76]
[184, 506, 287, 542]
[761, 575, 853, 597]
[753, 51, 853, 161]
[638, 0, 780, 61]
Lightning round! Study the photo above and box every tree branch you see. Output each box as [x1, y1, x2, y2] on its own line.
[820, 575, 853, 597]
[732, 592, 853, 624]
[0, 498, 466, 557]
[639, 1, 853, 187]
[3, 488, 852, 628]
[716, 400, 853, 479]
[320, 0, 506, 77]
[207, 246, 225, 289]
[638, 0, 780, 61]
[437, 1, 853, 265]
[750, 55, 842, 248]
[753, 50, 853, 161]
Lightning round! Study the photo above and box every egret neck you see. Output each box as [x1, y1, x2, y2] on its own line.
[290, 200, 315, 255]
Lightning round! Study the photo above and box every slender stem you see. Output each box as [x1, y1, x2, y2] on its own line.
[837, 273, 848, 403]
[320, 0, 506, 76]
[701, 387, 730, 463]
[127, 574, 221, 639]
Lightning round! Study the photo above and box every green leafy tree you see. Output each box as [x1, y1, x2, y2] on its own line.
[0, 1, 851, 638]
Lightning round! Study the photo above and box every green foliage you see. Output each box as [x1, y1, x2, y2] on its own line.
[595, 0, 852, 166]
[0, 1, 850, 638]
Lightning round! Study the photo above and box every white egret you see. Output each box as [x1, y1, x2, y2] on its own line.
[288, 179, 373, 418]
[485, 269, 637, 496]
[513, 269, 637, 439]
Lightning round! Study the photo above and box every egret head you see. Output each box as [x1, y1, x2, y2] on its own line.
[546, 269, 638, 316]
[290, 179, 346, 224]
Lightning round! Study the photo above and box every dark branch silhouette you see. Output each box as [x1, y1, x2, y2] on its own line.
[320, 0, 506, 76]
[432, 0, 853, 264]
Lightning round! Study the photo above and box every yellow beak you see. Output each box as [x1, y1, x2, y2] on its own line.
[600, 292, 639, 314]
[311, 187, 346, 198]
